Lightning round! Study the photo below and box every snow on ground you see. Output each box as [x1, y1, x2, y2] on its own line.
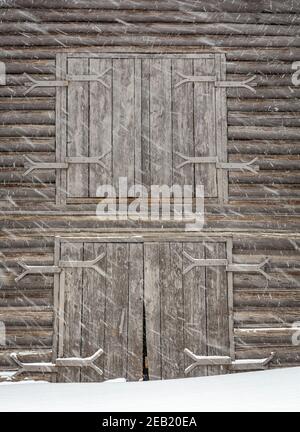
[0, 368, 300, 412]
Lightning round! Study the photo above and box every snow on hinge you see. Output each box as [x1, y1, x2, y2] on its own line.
[176, 154, 259, 174]
[15, 252, 107, 282]
[183, 251, 270, 279]
[23, 68, 111, 95]
[175, 72, 257, 93]
[184, 349, 276, 375]
[23, 151, 111, 176]
[9, 348, 104, 379]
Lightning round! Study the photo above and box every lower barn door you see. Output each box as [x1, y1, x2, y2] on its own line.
[144, 241, 230, 379]
[57, 241, 143, 382]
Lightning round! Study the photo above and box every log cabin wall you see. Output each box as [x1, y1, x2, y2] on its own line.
[0, 0, 299, 381]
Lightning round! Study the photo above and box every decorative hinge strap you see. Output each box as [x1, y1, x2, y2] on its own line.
[183, 251, 270, 279]
[176, 153, 259, 174]
[10, 348, 104, 379]
[23, 150, 111, 176]
[184, 349, 275, 375]
[175, 72, 257, 93]
[15, 252, 106, 282]
[23, 68, 112, 95]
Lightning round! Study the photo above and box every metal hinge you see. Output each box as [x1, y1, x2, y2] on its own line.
[176, 153, 259, 174]
[23, 150, 111, 176]
[184, 349, 275, 374]
[175, 72, 257, 93]
[183, 251, 270, 279]
[10, 348, 104, 379]
[15, 252, 106, 282]
[23, 68, 112, 95]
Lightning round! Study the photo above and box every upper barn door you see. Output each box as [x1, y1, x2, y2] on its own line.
[55, 53, 229, 204]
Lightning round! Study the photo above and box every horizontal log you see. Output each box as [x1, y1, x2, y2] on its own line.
[233, 237, 300, 251]
[0, 153, 54, 167]
[229, 155, 300, 170]
[4, 60, 55, 74]
[228, 99, 300, 112]
[0, 185, 55, 200]
[228, 140, 300, 155]
[0, 138, 55, 152]
[234, 327, 298, 345]
[230, 184, 300, 198]
[228, 126, 300, 140]
[0, 47, 300, 61]
[0, 125, 55, 137]
[0, 170, 56, 183]
[0, 1, 298, 13]
[0, 111, 55, 125]
[0, 306, 53, 326]
[234, 290, 300, 308]
[0, 87, 55, 97]
[234, 273, 300, 289]
[227, 74, 292, 87]
[0, 35, 299, 48]
[0, 237, 53, 248]
[234, 307, 300, 325]
[1, 10, 299, 24]
[0, 289, 52, 307]
[226, 61, 294, 74]
[0, 97, 55, 111]
[228, 112, 300, 127]
[4, 328, 52, 348]
[229, 171, 300, 184]
[0, 22, 300, 36]
[235, 345, 300, 363]
[228, 87, 300, 99]
[0, 274, 53, 290]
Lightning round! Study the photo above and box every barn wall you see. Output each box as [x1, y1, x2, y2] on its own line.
[0, 0, 299, 380]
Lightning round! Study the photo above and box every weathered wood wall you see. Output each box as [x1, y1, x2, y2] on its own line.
[0, 0, 299, 381]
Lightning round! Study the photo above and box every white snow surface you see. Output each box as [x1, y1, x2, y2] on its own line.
[0, 368, 300, 412]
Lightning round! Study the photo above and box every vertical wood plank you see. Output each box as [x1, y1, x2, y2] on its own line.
[215, 53, 228, 203]
[89, 58, 112, 196]
[161, 242, 185, 379]
[81, 242, 107, 382]
[104, 243, 129, 380]
[205, 242, 230, 376]
[194, 58, 218, 198]
[112, 59, 135, 194]
[127, 243, 144, 381]
[67, 58, 89, 198]
[226, 238, 235, 359]
[141, 59, 151, 190]
[183, 242, 207, 377]
[172, 59, 194, 188]
[58, 241, 83, 382]
[134, 59, 142, 189]
[150, 59, 172, 186]
[55, 53, 67, 206]
[144, 242, 161, 380]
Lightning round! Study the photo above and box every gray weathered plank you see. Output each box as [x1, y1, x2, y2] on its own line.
[194, 58, 218, 198]
[89, 58, 112, 196]
[183, 242, 207, 377]
[81, 242, 106, 382]
[67, 58, 89, 198]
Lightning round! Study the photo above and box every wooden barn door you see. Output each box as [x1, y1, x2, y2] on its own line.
[55, 53, 228, 205]
[56, 240, 144, 383]
[55, 238, 231, 382]
[144, 241, 230, 380]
